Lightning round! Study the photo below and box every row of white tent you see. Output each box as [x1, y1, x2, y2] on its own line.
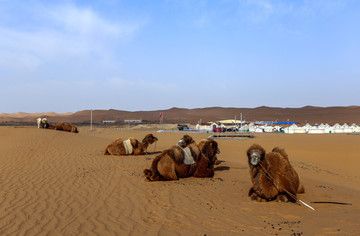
[248, 123, 360, 134]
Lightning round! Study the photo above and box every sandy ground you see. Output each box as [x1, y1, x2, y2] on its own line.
[0, 126, 359, 235]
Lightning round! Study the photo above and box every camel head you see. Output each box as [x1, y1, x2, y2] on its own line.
[247, 144, 266, 166]
[201, 139, 220, 167]
[142, 134, 158, 146]
[177, 134, 194, 148]
[71, 126, 79, 133]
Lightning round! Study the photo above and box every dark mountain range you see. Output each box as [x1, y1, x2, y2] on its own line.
[1, 106, 360, 125]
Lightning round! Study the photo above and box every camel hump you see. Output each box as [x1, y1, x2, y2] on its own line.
[271, 146, 289, 159]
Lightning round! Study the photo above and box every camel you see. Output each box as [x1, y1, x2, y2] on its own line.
[36, 118, 48, 128]
[144, 135, 216, 181]
[54, 122, 79, 133]
[104, 134, 158, 156]
[198, 138, 220, 166]
[246, 144, 304, 203]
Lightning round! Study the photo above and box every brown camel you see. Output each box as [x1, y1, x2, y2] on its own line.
[52, 122, 79, 133]
[198, 138, 220, 165]
[246, 144, 304, 203]
[144, 135, 216, 181]
[104, 134, 158, 156]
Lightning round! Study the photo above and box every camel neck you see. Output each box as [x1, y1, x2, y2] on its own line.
[142, 138, 149, 149]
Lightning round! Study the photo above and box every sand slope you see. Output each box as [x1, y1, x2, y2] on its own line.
[0, 127, 359, 235]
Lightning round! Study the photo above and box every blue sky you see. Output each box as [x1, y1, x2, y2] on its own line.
[1, 0, 359, 113]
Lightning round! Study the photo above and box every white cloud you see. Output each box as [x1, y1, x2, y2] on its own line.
[0, 3, 143, 81]
[47, 4, 129, 37]
[238, 0, 274, 22]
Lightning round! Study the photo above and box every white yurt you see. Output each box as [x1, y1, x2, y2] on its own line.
[239, 124, 249, 132]
[332, 123, 344, 133]
[284, 124, 297, 134]
[308, 128, 326, 134]
[341, 123, 353, 133]
[323, 123, 333, 133]
[254, 126, 264, 133]
[263, 126, 274, 133]
[350, 123, 360, 132]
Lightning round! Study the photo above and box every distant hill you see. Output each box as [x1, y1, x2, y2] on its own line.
[1, 106, 360, 125]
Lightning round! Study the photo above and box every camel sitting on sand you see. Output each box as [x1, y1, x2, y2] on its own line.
[36, 118, 48, 128]
[144, 135, 216, 181]
[104, 134, 158, 156]
[246, 144, 304, 203]
[53, 122, 79, 133]
[198, 138, 220, 165]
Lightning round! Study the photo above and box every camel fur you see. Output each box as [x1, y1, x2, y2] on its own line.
[144, 135, 216, 181]
[247, 144, 304, 203]
[54, 122, 79, 133]
[104, 134, 158, 156]
[198, 138, 220, 166]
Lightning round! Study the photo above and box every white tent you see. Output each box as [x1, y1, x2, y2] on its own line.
[350, 124, 360, 132]
[308, 128, 326, 134]
[263, 126, 274, 133]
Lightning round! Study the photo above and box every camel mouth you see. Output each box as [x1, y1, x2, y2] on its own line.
[250, 152, 260, 166]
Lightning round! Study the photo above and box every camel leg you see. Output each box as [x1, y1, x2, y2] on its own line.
[253, 194, 265, 202]
[248, 187, 255, 197]
[276, 194, 289, 203]
[133, 148, 146, 156]
[193, 167, 214, 178]
[193, 155, 214, 178]
[249, 190, 265, 202]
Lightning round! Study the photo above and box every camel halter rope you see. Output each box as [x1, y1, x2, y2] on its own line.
[153, 141, 157, 153]
[258, 162, 315, 211]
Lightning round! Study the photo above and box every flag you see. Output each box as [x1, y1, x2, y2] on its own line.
[160, 113, 163, 118]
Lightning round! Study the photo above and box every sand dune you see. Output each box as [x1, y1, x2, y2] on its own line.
[0, 127, 359, 235]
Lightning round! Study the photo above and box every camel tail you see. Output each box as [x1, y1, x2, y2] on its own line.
[297, 183, 305, 194]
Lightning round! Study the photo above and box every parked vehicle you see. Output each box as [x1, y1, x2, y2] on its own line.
[177, 124, 190, 131]
[213, 127, 226, 132]
[226, 127, 238, 132]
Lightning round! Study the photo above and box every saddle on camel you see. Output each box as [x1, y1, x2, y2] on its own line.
[104, 134, 158, 156]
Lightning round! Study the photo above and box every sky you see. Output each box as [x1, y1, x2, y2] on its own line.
[1, 0, 359, 113]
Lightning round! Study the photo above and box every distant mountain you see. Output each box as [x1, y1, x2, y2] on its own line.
[1, 106, 360, 125]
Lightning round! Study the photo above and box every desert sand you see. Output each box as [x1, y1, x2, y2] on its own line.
[0, 126, 359, 235]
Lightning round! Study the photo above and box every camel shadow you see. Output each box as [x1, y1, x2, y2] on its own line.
[214, 166, 230, 171]
[146, 151, 162, 155]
